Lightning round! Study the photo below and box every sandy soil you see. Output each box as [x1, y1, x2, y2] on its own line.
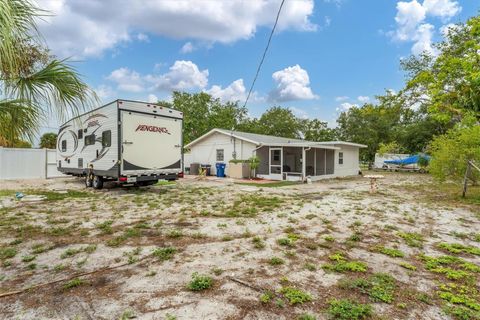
[0, 173, 479, 320]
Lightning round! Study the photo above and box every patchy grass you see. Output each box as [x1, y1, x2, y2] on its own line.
[375, 246, 405, 258]
[327, 299, 372, 320]
[323, 253, 367, 273]
[152, 247, 176, 261]
[437, 243, 480, 256]
[397, 232, 424, 248]
[279, 287, 313, 305]
[235, 181, 300, 188]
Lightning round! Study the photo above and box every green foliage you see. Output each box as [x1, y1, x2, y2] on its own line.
[323, 253, 368, 273]
[279, 287, 313, 305]
[152, 247, 176, 261]
[187, 272, 213, 291]
[39, 132, 57, 149]
[63, 278, 84, 289]
[399, 262, 417, 271]
[339, 273, 396, 303]
[438, 243, 480, 256]
[429, 119, 480, 183]
[327, 299, 373, 320]
[375, 246, 405, 258]
[397, 231, 424, 248]
[260, 291, 274, 303]
[269, 256, 285, 266]
[297, 313, 316, 320]
[0, 247, 17, 260]
[378, 141, 401, 155]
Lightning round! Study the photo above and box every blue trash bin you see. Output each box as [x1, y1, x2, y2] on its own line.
[216, 163, 226, 177]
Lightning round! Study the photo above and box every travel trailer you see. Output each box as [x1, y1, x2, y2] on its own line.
[57, 99, 183, 189]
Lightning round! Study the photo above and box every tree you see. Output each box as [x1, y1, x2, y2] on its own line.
[39, 132, 57, 149]
[256, 107, 302, 139]
[400, 16, 480, 123]
[0, 0, 94, 146]
[301, 119, 337, 141]
[428, 116, 480, 183]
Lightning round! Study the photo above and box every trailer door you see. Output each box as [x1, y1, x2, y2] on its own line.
[121, 111, 182, 174]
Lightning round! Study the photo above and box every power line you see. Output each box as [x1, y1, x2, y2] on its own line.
[242, 0, 286, 109]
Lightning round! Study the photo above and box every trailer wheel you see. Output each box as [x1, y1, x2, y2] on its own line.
[85, 175, 93, 188]
[93, 175, 104, 190]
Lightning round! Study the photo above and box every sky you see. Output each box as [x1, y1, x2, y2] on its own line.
[36, 0, 479, 135]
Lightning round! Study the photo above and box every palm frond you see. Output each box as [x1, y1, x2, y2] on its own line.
[0, 0, 45, 77]
[0, 98, 41, 145]
[6, 59, 98, 120]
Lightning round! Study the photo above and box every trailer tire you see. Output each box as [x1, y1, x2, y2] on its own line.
[85, 176, 93, 188]
[93, 175, 104, 190]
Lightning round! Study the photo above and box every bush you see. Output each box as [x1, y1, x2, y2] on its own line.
[187, 272, 213, 291]
[429, 118, 480, 183]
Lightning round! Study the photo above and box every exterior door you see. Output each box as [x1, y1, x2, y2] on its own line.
[269, 147, 282, 180]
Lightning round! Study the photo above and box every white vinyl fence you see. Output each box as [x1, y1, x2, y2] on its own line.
[0, 147, 64, 180]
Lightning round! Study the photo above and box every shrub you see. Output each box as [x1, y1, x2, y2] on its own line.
[327, 299, 372, 320]
[187, 272, 213, 291]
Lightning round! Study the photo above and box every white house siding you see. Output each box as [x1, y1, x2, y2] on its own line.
[334, 145, 360, 177]
[184, 132, 257, 175]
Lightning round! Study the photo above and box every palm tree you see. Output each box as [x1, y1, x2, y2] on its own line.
[0, 0, 95, 146]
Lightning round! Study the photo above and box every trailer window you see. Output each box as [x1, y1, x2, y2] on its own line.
[77, 129, 83, 139]
[85, 134, 95, 146]
[61, 140, 67, 152]
[102, 130, 111, 147]
[339, 152, 344, 165]
[216, 149, 224, 162]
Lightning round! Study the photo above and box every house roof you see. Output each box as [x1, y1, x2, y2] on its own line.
[184, 128, 366, 149]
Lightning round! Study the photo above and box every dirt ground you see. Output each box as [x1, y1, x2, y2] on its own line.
[0, 173, 479, 320]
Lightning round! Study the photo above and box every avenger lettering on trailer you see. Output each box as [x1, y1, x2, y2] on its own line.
[135, 124, 171, 134]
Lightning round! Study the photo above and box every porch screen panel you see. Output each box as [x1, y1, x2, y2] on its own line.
[326, 149, 334, 174]
[256, 146, 269, 174]
[315, 149, 325, 175]
[305, 149, 315, 176]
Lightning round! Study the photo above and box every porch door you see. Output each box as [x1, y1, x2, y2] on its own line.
[269, 147, 283, 180]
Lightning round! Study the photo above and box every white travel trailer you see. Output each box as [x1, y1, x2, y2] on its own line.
[57, 99, 183, 189]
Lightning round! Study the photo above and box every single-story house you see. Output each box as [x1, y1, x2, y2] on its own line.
[184, 128, 366, 181]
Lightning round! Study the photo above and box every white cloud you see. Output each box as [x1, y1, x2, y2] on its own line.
[37, 0, 317, 58]
[335, 96, 349, 102]
[106, 68, 145, 93]
[269, 65, 318, 102]
[423, 0, 461, 20]
[336, 102, 358, 113]
[390, 0, 461, 55]
[152, 60, 209, 91]
[207, 79, 246, 102]
[180, 42, 195, 54]
[136, 33, 149, 42]
[106, 60, 208, 93]
[147, 94, 158, 103]
[95, 85, 115, 102]
[394, 0, 426, 41]
[411, 23, 436, 55]
[357, 96, 370, 103]
[440, 23, 460, 38]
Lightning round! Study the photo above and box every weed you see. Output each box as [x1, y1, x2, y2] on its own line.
[260, 291, 274, 303]
[277, 237, 295, 247]
[327, 299, 372, 320]
[96, 220, 113, 234]
[304, 263, 316, 271]
[119, 309, 136, 319]
[252, 236, 266, 249]
[187, 272, 213, 291]
[152, 247, 176, 261]
[375, 246, 405, 258]
[339, 273, 396, 303]
[0, 247, 17, 260]
[279, 287, 313, 305]
[323, 253, 367, 273]
[269, 257, 285, 266]
[397, 232, 423, 248]
[324, 235, 335, 242]
[167, 229, 183, 238]
[211, 267, 223, 276]
[297, 313, 316, 320]
[27, 263, 36, 270]
[54, 264, 66, 272]
[63, 278, 84, 289]
[399, 262, 417, 271]
[438, 243, 480, 256]
[22, 255, 36, 263]
[165, 314, 177, 320]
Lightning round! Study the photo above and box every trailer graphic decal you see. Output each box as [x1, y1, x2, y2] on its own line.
[135, 125, 171, 134]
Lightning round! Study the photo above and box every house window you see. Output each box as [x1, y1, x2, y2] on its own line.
[339, 152, 344, 165]
[61, 140, 67, 152]
[273, 150, 280, 161]
[216, 149, 224, 162]
[85, 134, 95, 146]
[102, 130, 111, 147]
[77, 129, 83, 139]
